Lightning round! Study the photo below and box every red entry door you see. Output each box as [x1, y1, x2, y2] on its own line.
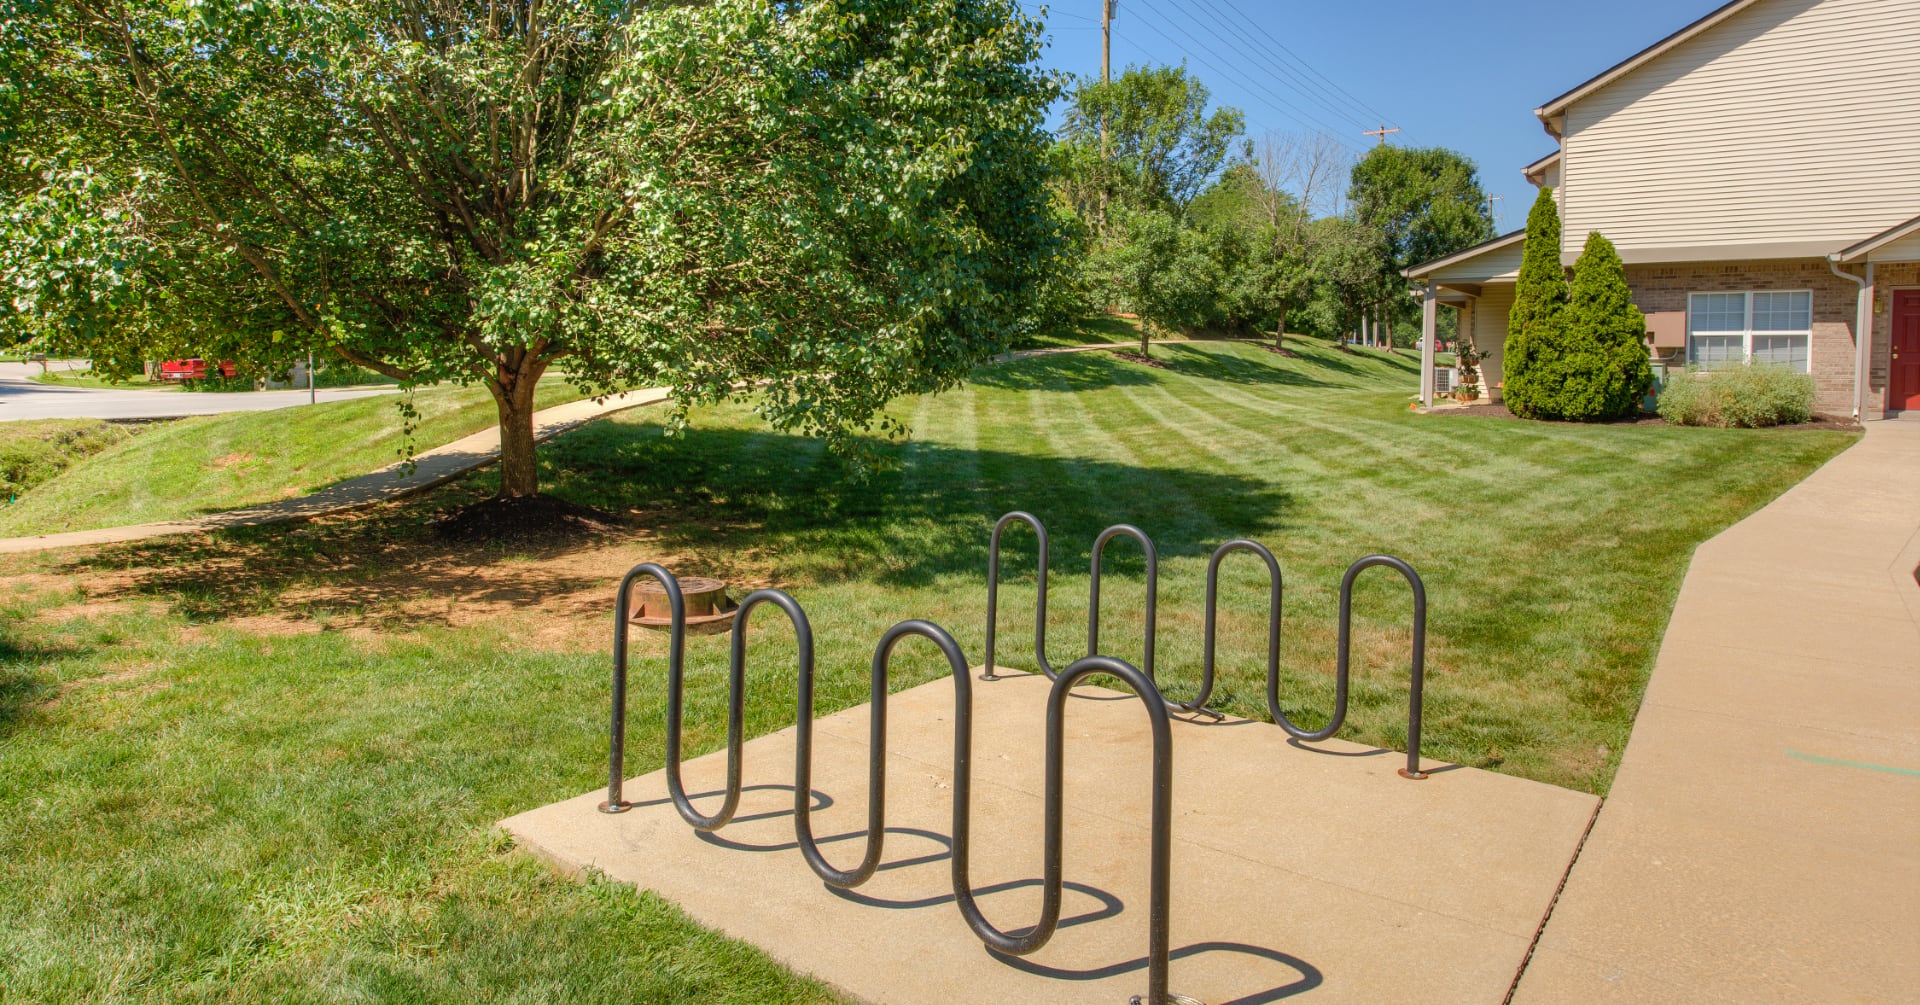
[1895, 291, 1920, 413]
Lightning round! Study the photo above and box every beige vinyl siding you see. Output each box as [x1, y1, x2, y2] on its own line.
[1471, 284, 1516, 387]
[1433, 242, 1525, 285]
[1560, 0, 1920, 259]
[1868, 232, 1920, 263]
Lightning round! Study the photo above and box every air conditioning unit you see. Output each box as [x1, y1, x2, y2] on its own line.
[1434, 368, 1455, 395]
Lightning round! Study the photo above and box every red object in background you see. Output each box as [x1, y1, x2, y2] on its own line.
[156, 358, 238, 382]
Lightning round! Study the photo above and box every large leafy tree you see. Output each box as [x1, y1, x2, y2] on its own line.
[1504, 186, 1569, 417]
[2, 0, 1061, 497]
[1347, 144, 1494, 351]
[1190, 161, 1309, 349]
[1349, 145, 1496, 274]
[1060, 64, 1243, 211]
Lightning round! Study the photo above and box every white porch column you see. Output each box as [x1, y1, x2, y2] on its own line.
[1420, 282, 1438, 408]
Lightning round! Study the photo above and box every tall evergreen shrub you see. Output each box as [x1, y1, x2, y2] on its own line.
[1548, 232, 1653, 420]
[1503, 187, 1567, 418]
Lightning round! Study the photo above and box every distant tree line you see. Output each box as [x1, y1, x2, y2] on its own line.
[1040, 64, 1498, 355]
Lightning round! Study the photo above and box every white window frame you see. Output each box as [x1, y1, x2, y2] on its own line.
[1685, 290, 1812, 373]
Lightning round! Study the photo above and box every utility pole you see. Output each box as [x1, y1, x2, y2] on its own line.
[1362, 124, 1401, 146]
[1100, 0, 1116, 156]
[1486, 195, 1504, 228]
[307, 349, 315, 404]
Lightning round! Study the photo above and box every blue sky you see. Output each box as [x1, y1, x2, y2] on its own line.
[1019, 0, 1721, 231]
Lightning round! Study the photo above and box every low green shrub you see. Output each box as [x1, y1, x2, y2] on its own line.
[1657, 364, 1815, 428]
[0, 420, 135, 500]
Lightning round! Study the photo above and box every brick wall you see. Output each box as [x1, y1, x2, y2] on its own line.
[1624, 259, 1871, 418]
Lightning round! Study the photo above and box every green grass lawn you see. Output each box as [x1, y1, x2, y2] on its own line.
[0, 383, 586, 536]
[0, 419, 137, 501]
[0, 335, 1854, 1002]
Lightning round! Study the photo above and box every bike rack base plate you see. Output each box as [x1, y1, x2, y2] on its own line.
[502, 671, 1598, 1004]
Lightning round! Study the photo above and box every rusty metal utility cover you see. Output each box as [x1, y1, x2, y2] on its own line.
[630, 576, 737, 633]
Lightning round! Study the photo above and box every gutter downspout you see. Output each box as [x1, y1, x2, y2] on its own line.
[1827, 256, 1873, 420]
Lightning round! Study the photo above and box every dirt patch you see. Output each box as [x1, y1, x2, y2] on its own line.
[211, 451, 254, 469]
[434, 495, 625, 544]
[1112, 351, 1172, 369]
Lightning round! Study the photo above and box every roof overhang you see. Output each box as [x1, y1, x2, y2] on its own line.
[1532, 0, 1764, 137]
[1403, 230, 1526, 281]
[1831, 213, 1920, 264]
[1521, 150, 1561, 185]
[1590, 241, 1890, 267]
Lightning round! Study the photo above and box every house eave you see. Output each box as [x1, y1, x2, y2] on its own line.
[1831, 212, 1920, 264]
[1403, 229, 1526, 281]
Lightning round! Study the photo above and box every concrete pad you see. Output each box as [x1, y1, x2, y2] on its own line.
[503, 672, 1598, 1005]
[1602, 702, 1920, 859]
[1658, 591, 1919, 671]
[1515, 803, 1920, 1004]
[1643, 639, 1920, 743]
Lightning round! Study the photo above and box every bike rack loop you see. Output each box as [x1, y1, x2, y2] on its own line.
[951, 653, 1178, 1005]
[1087, 523, 1159, 682]
[982, 511, 1055, 682]
[1182, 539, 1283, 716]
[1265, 554, 1430, 780]
[601, 562, 684, 815]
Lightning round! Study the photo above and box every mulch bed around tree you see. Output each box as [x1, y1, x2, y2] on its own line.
[1113, 351, 1172, 369]
[434, 494, 626, 543]
[1429, 401, 1861, 431]
[1256, 344, 1302, 358]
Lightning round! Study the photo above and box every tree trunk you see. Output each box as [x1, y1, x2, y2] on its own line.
[489, 356, 548, 499]
[1382, 311, 1395, 352]
[1274, 307, 1288, 351]
[1140, 324, 1150, 358]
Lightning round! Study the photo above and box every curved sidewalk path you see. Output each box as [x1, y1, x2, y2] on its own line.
[0, 387, 670, 555]
[1513, 419, 1920, 1003]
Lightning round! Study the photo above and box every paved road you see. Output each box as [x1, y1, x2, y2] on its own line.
[0, 361, 396, 421]
[1514, 418, 1920, 1004]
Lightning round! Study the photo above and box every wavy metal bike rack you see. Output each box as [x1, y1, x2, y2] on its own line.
[981, 513, 1431, 779]
[983, 510, 1055, 682]
[602, 565, 1187, 1004]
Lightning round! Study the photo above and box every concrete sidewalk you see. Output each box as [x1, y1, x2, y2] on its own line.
[1514, 420, 1920, 1003]
[0, 387, 669, 554]
[507, 672, 1598, 1005]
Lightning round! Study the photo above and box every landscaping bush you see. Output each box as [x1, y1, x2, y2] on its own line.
[1502, 187, 1567, 418]
[1656, 364, 1815, 428]
[1526, 232, 1652, 420]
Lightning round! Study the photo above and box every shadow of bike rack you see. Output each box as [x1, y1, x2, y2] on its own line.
[981, 513, 1430, 779]
[602, 565, 1187, 1004]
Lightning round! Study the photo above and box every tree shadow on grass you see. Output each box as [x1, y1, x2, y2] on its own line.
[537, 421, 1292, 590]
[970, 340, 1384, 394]
[43, 415, 1288, 623]
[966, 351, 1159, 393]
[0, 636, 75, 739]
[1146, 343, 1363, 388]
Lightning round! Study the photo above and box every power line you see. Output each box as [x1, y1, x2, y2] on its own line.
[1210, 0, 1410, 142]
[1169, 0, 1377, 134]
[1122, 1, 1363, 148]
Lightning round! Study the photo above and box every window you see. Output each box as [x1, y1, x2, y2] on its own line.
[1687, 291, 1811, 372]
